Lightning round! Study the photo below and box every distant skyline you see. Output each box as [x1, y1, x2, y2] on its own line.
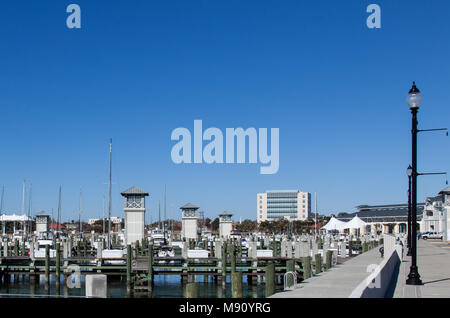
[0, 1, 449, 222]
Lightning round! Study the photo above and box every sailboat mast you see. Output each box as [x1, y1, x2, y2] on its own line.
[0, 186, 4, 215]
[79, 187, 82, 238]
[21, 180, 26, 215]
[28, 183, 32, 236]
[164, 185, 166, 236]
[57, 185, 62, 237]
[315, 192, 318, 236]
[102, 195, 105, 235]
[107, 138, 112, 249]
[158, 201, 161, 230]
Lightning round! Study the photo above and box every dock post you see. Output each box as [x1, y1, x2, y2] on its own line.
[3, 239, 7, 257]
[14, 239, 18, 256]
[56, 242, 61, 288]
[286, 259, 295, 287]
[272, 240, 276, 257]
[230, 244, 236, 274]
[45, 244, 50, 286]
[147, 243, 153, 291]
[221, 243, 226, 286]
[231, 272, 243, 298]
[265, 262, 275, 297]
[326, 250, 332, 270]
[314, 254, 322, 275]
[185, 282, 199, 298]
[348, 239, 353, 257]
[126, 244, 132, 291]
[303, 256, 311, 280]
[136, 240, 140, 257]
[21, 240, 26, 256]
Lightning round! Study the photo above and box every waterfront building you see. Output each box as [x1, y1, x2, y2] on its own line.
[181, 203, 199, 240]
[121, 186, 149, 245]
[218, 211, 233, 238]
[337, 187, 450, 238]
[337, 204, 425, 235]
[257, 190, 311, 222]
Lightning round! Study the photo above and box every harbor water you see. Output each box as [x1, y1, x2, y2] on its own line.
[0, 274, 277, 298]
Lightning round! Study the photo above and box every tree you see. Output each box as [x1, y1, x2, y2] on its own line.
[235, 219, 257, 232]
[211, 218, 219, 232]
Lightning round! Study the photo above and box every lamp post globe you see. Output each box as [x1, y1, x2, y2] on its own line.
[407, 81, 423, 109]
[406, 165, 412, 177]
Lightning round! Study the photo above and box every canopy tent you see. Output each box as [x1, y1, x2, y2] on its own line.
[343, 215, 367, 229]
[322, 216, 346, 231]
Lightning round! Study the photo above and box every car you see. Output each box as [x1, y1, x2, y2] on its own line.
[421, 232, 443, 240]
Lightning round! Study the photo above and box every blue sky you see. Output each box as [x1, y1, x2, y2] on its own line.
[0, 0, 449, 222]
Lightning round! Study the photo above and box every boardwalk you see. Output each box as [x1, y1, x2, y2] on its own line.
[394, 240, 450, 298]
[270, 247, 382, 298]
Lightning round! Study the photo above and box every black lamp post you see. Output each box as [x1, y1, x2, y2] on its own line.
[406, 165, 412, 256]
[406, 81, 423, 286]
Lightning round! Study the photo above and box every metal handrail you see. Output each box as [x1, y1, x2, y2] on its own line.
[283, 271, 297, 290]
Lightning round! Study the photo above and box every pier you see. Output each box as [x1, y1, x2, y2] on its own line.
[0, 234, 381, 297]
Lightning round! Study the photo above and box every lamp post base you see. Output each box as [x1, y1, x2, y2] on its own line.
[406, 266, 423, 285]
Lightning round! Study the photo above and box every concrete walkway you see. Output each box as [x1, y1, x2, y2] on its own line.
[394, 240, 450, 298]
[270, 247, 383, 298]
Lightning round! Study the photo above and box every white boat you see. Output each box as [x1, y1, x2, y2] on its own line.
[102, 249, 126, 265]
[150, 229, 167, 247]
[34, 239, 56, 258]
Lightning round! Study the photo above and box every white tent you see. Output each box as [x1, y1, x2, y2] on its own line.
[322, 216, 346, 231]
[343, 215, 367, 229]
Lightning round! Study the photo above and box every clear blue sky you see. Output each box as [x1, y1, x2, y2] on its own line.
[0, 0, 449, 222]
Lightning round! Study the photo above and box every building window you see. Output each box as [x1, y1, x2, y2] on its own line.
[126, 196, 142, 208]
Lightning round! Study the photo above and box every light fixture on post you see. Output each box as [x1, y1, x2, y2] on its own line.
[406, 82, 422, 286]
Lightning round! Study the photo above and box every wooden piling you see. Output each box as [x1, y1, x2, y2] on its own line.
[221, 244, 226, 285]
[147, 244, 153, 290]
[303, 256, 311, 280]
[186, 282, 199, 298]
[45, 244, 50, 285]
[231, 272, 243, 298]
[286, 259, 295, 287]
[126, 244, 132, 290]
[230, 244, 236, 274]
[265, 262, 275, 297]
[326, 250, 332, 270]
[56, 242, 61, 287]
[314, 254, 322, 275]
